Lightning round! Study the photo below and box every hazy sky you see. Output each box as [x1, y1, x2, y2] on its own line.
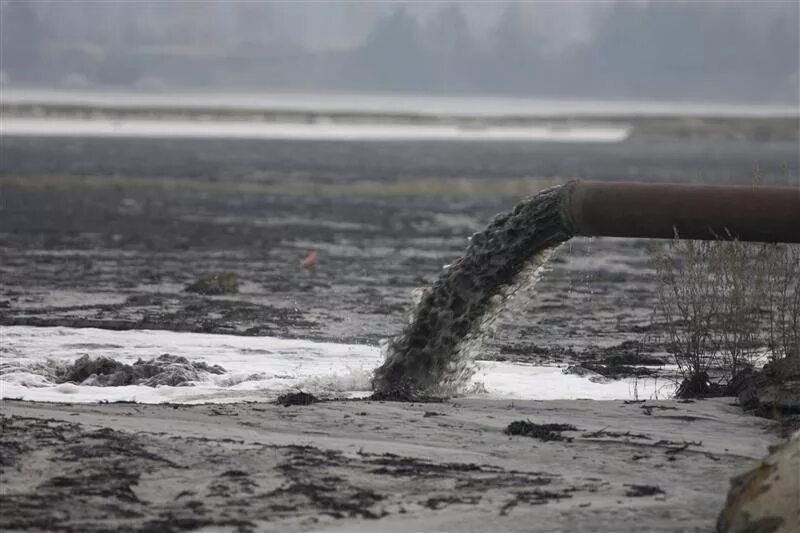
[1, 1, 797, 103]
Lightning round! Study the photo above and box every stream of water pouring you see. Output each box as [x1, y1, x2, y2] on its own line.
[372, 183, 574, 398]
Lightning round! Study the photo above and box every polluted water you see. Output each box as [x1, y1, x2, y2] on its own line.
[372, 183, 577, 399]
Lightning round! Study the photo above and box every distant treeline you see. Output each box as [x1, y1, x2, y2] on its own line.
[1, 1, 797, 103]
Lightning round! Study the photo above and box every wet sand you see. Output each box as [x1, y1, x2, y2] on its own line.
[1, 397, 778, 532]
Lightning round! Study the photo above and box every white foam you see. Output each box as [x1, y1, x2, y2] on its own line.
[0, 326, 674, 404]
[470, 362, 675, 401]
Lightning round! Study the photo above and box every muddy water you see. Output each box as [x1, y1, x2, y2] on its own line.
[372, 184, 574, 397]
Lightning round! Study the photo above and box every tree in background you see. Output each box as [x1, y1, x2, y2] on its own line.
[1, 0, 797, 103]
[0, 0, 44, 82]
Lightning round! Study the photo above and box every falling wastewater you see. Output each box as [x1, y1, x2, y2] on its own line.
[372, 183, 575, 398]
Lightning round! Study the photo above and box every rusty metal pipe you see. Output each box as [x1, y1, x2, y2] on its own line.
[561, 181, 800, 243]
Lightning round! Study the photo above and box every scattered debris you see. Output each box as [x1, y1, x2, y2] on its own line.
[504, 420, 578, 442]
[654, 439, 703, 448]
[185, 272, 240, 295]
[582, 429, 651, 440]
[499, 489, 573, 515]
[369, 390, 446, 403]
[625, 484, 665, 497]
[300, 251, 319, 268]
[276, 391, 319, 407]
[675, 371, 726, 399]
[423, 495, 481, 510]
[599, 340, 665, 366]
[640, 404, 678, 416]
[651, 439, 704, 460]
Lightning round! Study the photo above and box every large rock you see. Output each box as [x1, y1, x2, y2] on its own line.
[717, 430, 800, 533]
[736, 357, 800, 416]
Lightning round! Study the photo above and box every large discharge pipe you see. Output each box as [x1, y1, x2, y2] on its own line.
[561, 181, 800, 243]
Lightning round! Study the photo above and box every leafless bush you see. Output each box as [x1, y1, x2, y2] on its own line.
[652, 238, 797, 396]
[653, 239, 724, 384]
[711, 241, 771, 378]
[766, 245, 800, 360]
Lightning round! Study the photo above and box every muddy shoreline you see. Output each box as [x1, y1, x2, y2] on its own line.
[2, 136, 797, 363]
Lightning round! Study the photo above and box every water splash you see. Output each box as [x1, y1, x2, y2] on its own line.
[372, 183, 574, 398]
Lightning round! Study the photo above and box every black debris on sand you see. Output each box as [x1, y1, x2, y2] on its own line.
[277, 391, 319, 407]
[499, 489, 573, 515]
[369, 390, 447, 403]
[625, 484, 665, 497]
[504, 420, 579, 442]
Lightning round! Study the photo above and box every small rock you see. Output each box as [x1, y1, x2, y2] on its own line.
[276, 391, 319, 407]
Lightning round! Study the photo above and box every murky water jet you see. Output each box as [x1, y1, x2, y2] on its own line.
[371, 184, 574, 398]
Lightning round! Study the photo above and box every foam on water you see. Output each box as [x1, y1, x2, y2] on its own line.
[0, 326, 674, 404]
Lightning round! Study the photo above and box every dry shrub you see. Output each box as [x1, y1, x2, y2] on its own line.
[653, 238, 799, 396]
[766, 244, 800, 360]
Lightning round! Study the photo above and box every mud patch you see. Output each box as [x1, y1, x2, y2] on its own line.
[625, 484, 665, 497]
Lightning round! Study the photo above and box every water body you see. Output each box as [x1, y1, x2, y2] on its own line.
[0, 117, 629, 142]
[3, 88, 797, 117]
[372, 184, 575, 398]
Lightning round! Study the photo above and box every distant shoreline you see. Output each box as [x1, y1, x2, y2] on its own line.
[2, 89, 797, 142]
[2, 87, 798, 118]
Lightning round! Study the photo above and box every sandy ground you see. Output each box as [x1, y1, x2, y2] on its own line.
[1, 396, 778, 532]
